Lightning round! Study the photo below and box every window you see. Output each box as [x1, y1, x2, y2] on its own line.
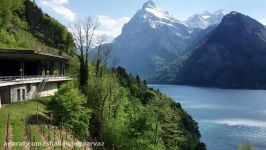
[17, 89, 21, 101]
[22, 89, 26, 101]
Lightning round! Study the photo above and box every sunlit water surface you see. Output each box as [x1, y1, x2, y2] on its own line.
[150, 84, 266, 150]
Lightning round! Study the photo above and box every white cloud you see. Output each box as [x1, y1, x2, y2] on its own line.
[40, 0, 76, 22]
[67, 16, 130, 43]
[96, 16, 130, 39]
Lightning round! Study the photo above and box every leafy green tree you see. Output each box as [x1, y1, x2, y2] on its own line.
[143, 80, 147, 86]
[0, 0, 12, 29]
[67, 56, 80, 78]
[239, 142, 254, 150]
[49, 81, 91, 140]
[136, 75, 141, 85]
[53, 62, 204, 149]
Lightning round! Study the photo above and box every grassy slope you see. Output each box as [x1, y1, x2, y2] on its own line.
[0, 26, 71, 58]
[0, 28, 61, 55]
[0, 98, 81, 150]
[0, 0, 74, 56]
[0, 100, 42, 149]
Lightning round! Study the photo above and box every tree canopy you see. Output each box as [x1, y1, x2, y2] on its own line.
[0, 0, 75, 55]
[50, 54, 205, 149]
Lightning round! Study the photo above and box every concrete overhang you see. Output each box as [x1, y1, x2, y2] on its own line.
[0, 49, 71, 62]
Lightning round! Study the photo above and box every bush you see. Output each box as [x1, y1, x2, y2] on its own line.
[49, 82, 91, 140]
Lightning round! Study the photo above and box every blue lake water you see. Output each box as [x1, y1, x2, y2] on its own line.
[150, 84, 266, 150]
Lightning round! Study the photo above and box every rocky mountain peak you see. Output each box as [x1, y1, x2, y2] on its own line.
[142, 0, 156, 9]
[220, 11, 266, 32]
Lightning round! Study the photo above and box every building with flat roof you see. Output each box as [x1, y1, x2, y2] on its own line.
[0, 49, 72, 108]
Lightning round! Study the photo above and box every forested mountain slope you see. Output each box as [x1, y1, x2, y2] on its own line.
[53, 58, 206, 150]
[0, 0, 74, 55]
[175, 12, 266, 88]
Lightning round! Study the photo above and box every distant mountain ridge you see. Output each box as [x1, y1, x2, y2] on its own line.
[173, 11, 266, 89]
[112, 0, 224, 77]
[183, 10, 225, 29]
[106, 1, 266, 89]
[112, 0, 191, 76]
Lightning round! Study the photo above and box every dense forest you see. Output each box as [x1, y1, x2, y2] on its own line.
[0, 0, 74, 55]
[50, 56, 205, 150]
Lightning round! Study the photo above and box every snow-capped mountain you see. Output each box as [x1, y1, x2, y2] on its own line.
[124, 0, 192, 38]
[141, 1, 179, 26]
[183, 10, 225, 29]
[112, 0, 193, 76]
[111, 0, 226, 79]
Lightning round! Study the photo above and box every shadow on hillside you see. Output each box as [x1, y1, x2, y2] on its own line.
[26, 98, 54, 125]
[26, 113, 51, 125]
[34, 97, 52, 106]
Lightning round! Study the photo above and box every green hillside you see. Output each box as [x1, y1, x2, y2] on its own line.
[50, 56, 205, 150]
[0, 0, 75, 56]
[0, 98, 83, 150]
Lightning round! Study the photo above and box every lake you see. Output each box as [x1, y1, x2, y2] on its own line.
[150, 84, 266, 150]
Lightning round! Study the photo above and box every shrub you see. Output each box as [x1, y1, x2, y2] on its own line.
[49, 82, 91, 140]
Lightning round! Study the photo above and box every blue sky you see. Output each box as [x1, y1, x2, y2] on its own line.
[36, 0, 266, 39]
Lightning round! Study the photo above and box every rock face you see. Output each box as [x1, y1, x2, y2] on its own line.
[111, 1, 225, 77]
[112, 0, 192, 76]
[175, 12, 266, 88]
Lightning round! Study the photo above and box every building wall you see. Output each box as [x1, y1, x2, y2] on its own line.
[10, 84, 27, 103]
[28, 84, 38, 99]
[0, 81, 65, 108]
[0, 87, 11, 104]
[9, 84, 37, 102]
[39, 82, 58, 97]
[9, 82, 59, 103]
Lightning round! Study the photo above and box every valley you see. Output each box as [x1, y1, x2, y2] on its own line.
[1, 0, 265, 149]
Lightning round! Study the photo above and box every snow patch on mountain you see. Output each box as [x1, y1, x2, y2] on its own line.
[139, 0, 180, 28]
[138, 1, 225, 30]
[145, 7, 173, 21]
[202, 15, 210, 19]
[112, 0, 194, 76]
[183, 10, 225, 29]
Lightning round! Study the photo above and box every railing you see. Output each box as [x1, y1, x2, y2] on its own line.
[0, 75, 70, 82]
